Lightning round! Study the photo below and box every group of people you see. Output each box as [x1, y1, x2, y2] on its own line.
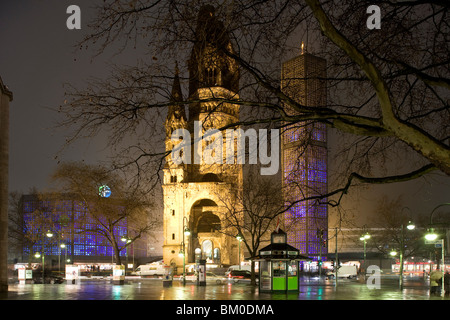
[429, 268, 450, 296]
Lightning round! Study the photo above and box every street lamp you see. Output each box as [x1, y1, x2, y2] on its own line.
[360, 230, 370, 275]
[406, 221, 415, 230]
[425, 229, 445, 296]
[398, 221, 415, 290]
[36, 231, 54, 284]
[121, 236, 134, 275]
[59, 243, 66, 273]
[425, 204, 450, 296]
[181, 217, 190, 285]
[236, 233, 243, 270]
[425, 228, 438, 241]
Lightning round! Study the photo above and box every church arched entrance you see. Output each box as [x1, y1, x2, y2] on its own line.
[188, 199, 222, 264]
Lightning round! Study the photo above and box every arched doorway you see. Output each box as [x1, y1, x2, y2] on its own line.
[189, 199, 222, 264]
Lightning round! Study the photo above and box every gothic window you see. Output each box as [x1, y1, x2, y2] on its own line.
[202, 240, 213, 261]
[205, 67, 218, 86]
[213, 248, 221, 264]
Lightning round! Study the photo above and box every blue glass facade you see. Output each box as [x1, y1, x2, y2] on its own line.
[22, 195, 128, 261]
[281, 53, 328, 261]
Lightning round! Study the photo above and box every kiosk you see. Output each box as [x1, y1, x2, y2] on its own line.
[65, 264, 80, 284]
[18, 266, 33, 284]
[197, 259, 206, 286]
[256, 229, 311, 292]
[113, 265, 125, 285]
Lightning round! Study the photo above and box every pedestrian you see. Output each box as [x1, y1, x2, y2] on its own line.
[429, 268, 443, 296]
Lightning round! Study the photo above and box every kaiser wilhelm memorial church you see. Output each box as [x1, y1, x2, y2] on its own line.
[162, 6, 327, 272]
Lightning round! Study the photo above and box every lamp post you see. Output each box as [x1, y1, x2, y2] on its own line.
[236, 233, 243, 270]
[397, 221, 415, 290]
[59, 243, 66, 273]
[180, 217, 190, 285]
[36, 230, 53, 283]
[425, 229, 445, 296]
[426, 203, 450, 297]
[359, 231, 370, 276]
[121, 236, 132, 275]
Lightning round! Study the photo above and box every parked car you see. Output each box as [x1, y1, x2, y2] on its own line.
[32, 273, 65, 284]
[206, 272, 226, 284]
[227, 270, 252, 283]
[178, 272, 226, 284]
[326, 265, 358, 279]
[225, 265, 251, 275]
[133, 261, 169, 276]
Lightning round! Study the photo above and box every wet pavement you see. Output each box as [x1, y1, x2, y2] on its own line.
[0, 277, 445, 319]
[0, 276, 447, 301]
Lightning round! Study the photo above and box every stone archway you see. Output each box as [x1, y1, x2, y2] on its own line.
[188, 199, 223, 264]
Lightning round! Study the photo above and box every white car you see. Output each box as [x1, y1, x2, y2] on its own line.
[179, 272, 226, 284]
[326, 265, 358, 279]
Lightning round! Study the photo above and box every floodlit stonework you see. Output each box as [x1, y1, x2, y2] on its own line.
[162, 6, 243, 271]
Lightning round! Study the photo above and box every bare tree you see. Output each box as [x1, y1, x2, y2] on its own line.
[56, 1, 449, 208]
[368, 196, 424, 258]
[215, 169, 284, 284]
[50, 161, 158, 265]
[8, 190, 64, 266]
[8, 191, 25, 263]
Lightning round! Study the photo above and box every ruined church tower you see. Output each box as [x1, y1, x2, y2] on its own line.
[162, 6, 243, 271]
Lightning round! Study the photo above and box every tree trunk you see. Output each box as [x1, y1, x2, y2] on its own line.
[110, 232, 122, 265]
[250, 258, 257, 286]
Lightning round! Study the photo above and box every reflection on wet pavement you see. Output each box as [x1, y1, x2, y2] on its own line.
[2, 277, 449, 301]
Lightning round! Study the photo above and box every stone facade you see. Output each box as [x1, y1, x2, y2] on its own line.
[0, 76, 12, 292]
[162, 6, 243, 271]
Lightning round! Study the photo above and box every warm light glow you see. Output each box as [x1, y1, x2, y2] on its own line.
[360, 233, 370, 241]
[178, 250, 185, 258]
[425, 232, 438, 241]
[60, 243, 66, 248]
[46, 231, 53, 238]
[35, 252, 41, 258]
[407, 221, 415, 230]
[184, 227, 191, 237]
[390, 250, 397, 256]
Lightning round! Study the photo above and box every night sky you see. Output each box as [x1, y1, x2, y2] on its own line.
[1, 1, 449, 225]
[1, 0, 145, 192]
